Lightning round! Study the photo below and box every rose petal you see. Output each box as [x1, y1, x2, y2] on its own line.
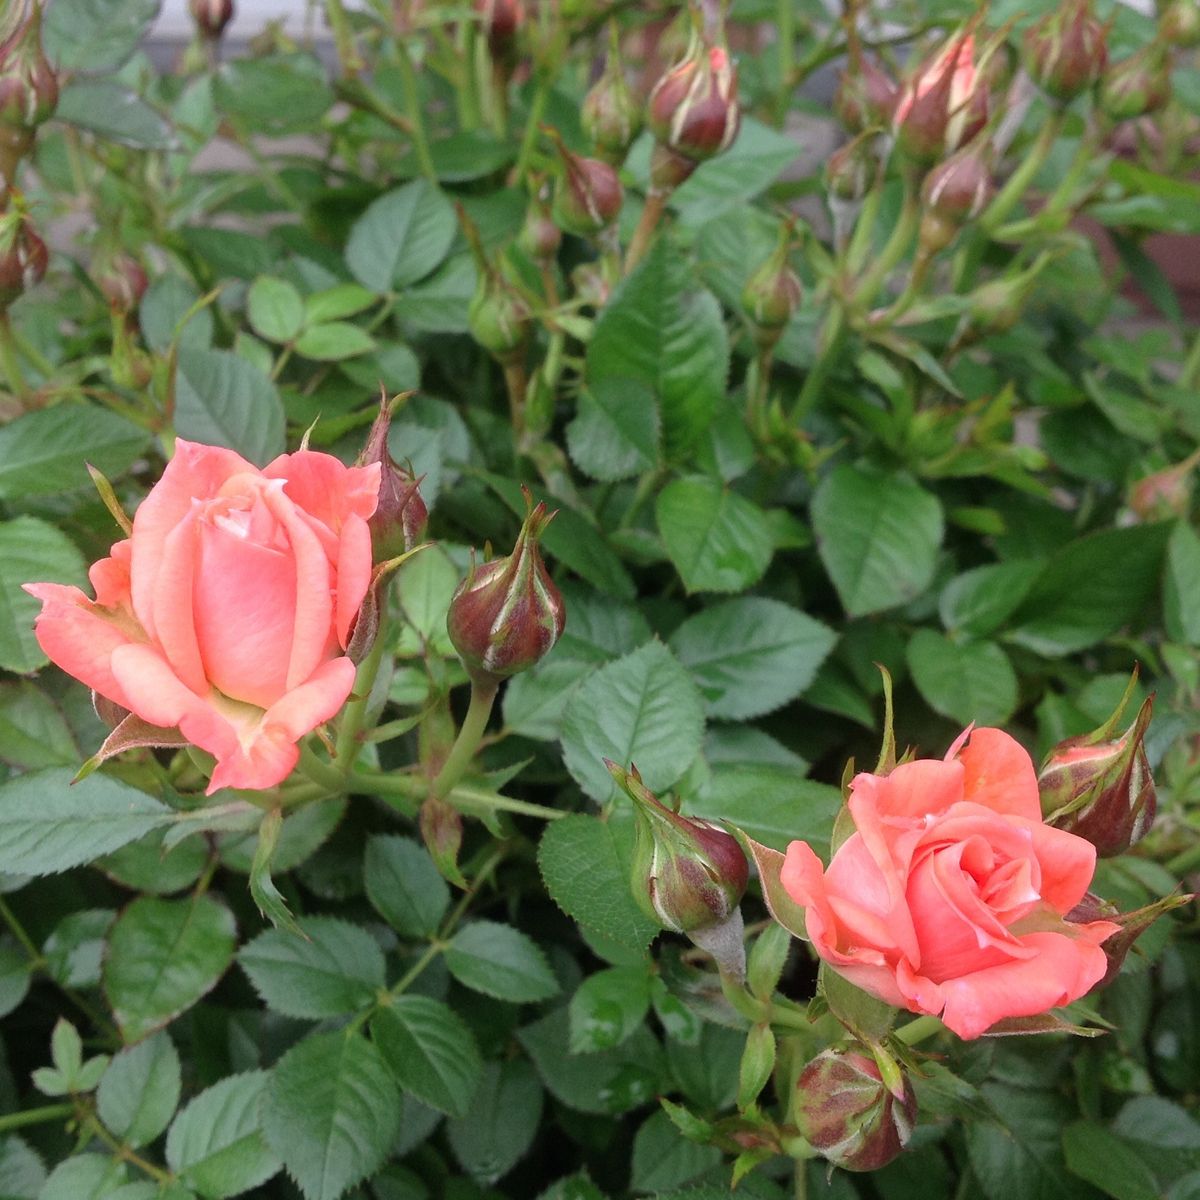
[850, 757, 965, 824]
[334, 512, 373, 649]
[149, 510, 209, 696]
[955, 727, 1041, 820]
[263, 451, 380, 534]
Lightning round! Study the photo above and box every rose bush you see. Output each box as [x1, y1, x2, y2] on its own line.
[24, 440, 379, 792]
[781, 727, 1122, 1039]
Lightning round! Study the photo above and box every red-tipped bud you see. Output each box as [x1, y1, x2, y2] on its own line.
[447, 497, 565, 685]
[1039, 680, 1156, 858]
[795, 1049, 917, 1172]
[609, 761, 748, 935]
[1101, 45, 1171, 120]
[357, 396, 429, 561]
[1160, 0, 1200, 48]
[189, 0, 235, 40]
[893, 30, 988, 163]
[919, 140, 993, 253]
[0, 200, 47, 311]
[475, 0, 523, 62]
[96, 253, 149, 314]
[833, 57, 898, 132]
[1023, 0, 1108, 102]
[0, 4, 57, 136]
[1067, 891, 1193, 989]
[741, 223, 802, 349]
[647, 33, 740, 163]
[517, 187, 561, 264]
[1129, 451, 1200, 520]
[582, 32, 640, 164]
[825, 134, 880, 202]
[550, 137, 623, 237]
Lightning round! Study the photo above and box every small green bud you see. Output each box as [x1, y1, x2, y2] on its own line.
[833, 56, 898, 132]
[517, 185, 561, 264]
[582, 28, 640, 164]
[1100, 45, 1171, 121]
[1022, 0, 1109, 102]
[0, 197, 47, 312]
[1160, 0, 1200, 48]
[550, 135, 623, 237]
[825, 134, 880, 202]
[741, 222, 802, 350]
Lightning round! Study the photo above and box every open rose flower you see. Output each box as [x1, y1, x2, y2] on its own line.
[24, 440, 380, 793]
[781, 728, 1121, 1040]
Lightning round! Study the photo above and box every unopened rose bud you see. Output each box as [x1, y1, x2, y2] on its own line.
[608, 760, 748, 935]
[919, 140, 993, 254]
[893, 29, 988, 164]
[549, 135, 623, 237]
[0, 5, 57, 135]
[1101, 45, 1171, 121]
[795, 1049, 917, 1173]
[1023, 0, 1108, 102]
[833, 56, 898, 132]
[647, 31, 740, 163]
[517, 187, 561, 265]
[0, 201, 47, 311]
[96, 253, 149, 314]
[741, 223, 802, 350]
[1160, 0, 1200, 48]
[1039, 681, 1156, 857]
[447, 496, 565, 685]
[825, 134, 880, 202]
[964, 253, 1049, 334]
[460, 204, 531, 361]
[1129, 450, 1200, 520]
[582, 30, 640, 164]
[1067, 890, 1193, 989]
[357, 396, 429, 561]
[570, 259, 613, 308]
[189, 0, 234, 40]
[475, 0, 522, 64]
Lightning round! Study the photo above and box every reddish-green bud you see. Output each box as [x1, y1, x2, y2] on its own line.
[357, 395, 429, 561]
[1023, 0, 1108, 102]
[1160, 0, 1200, 48]
[833, 56, 898, 132]
[795, 1049, 917, 1173]
[517, 187, 561, 264]
[475, 0, 523, 62]
[447, 497, 565, 684]
[96, 253, 149, 313]
[570, 258, 614, 308]
[1067, 890, 1194, 989]
[1129, 450, 1200, 520]
[825, 134, 880, 202]
[608, 760, 749, 935]
[1039, 678, 1156, 857]
[919, 140, 993, 253]
[0, 201, 47, 311]
[647, 32, 740, 163]
[582, 31, 640, 164]
[893, 30, 988, 164]
[0, 4, 57, 135]
[189, 0, 234, 39]
[550, 137, 623, 237]
[741, 223, 802, 348]
[1100, 45, 1171, 121]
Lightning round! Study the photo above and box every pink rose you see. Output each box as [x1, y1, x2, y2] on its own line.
[781, 727, 1121, 1040]
[24, 440, 380, 793]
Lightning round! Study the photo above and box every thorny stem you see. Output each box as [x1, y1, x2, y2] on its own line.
[430, 679, 499, 801]
[624, 190, 670, 274]
[790, 305, 845, 425]
[503, 357, 529, 437]
[336, 618, 391, 767]
[980, 110, 1065, 234]
[396, 39, 438, 182]
[0, 1103, 74, 1133]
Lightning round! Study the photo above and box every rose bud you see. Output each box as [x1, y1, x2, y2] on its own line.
[582, 29, 640, 164]
[356, 396, 429, 561]
[1039, 682, 1156, 858]
[918, 139, 993, 254]
[647, 31, 740, 163]
[459, 205, 531, 363]
[517, 185, 561, 265]
[0, 4, 57, 135]
[1067, 890, 1194, 989]
[96, 253, 149, 314]
[608, 760, 748, 935]
[1161, 0, 1200, 48]
[447, 496, 565, 685]
[795, 1048, 917, 1173]
[570, 259, 613, 309]
[476, 0, 523, 64]
[189, 0, 235, 40]
[0, 202, 47, 311]
[893, 28, 988, 164]
[741, 222, 802, 351]
[549, 134, 623, 237]
[1022, 0, 1109, 103]
[833, 56, 898, 133]
[825, 134, 881, 202]
[1129, 449, 1200, 520]
[1100, 45, 1171, 121]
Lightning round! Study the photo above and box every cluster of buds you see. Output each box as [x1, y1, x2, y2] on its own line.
[0, 3, 58, 187]
[447, 493, 565, 687]
[547, 130, 623, 238]
[833, 57, 898, 133]
[1038, 673, 1157, 857]
[893, 27, 988, 165]
[1100, 44, 1171, 121]
[794, 1048, 917, 1172]
[581, 26, 640, 165]
[741, 221, 802, 352]
[1022, 0, 1108, 103]
[918, 139, 994, 255]
[0, 193, 47, 313]
[189, 0, 234, 41]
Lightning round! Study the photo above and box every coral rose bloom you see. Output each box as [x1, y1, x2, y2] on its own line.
[25, 440, 380, 793]
[782, 728, 1121, 1039]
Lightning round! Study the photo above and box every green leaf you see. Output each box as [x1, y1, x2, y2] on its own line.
[0, 405, 149, 500]
[939, 560, 1045, 637]
[98, 828, 209, 896]
[906, 630, 1019, 726]
[0, 1135, 46, 1199]
[656, 477, 773, 594]
[98, 1033, 182, 1149]
[213, 54, 333, 135]
[294, 323, 376, 361]
[1009, 523, 1172, 655]
[501, 658, 590, 742]
[630, 1109, 722, 1193]
[0, 769, 172, 876]
[43, 910, 113, 988]
[565, 378, 660, 483]
[669, 597, 836, 719]
[1062, 1122, 1161, 1200]
[247, 277, 306, 344]
[560, 641, 705, 805]
[587, 238, 729, 458]
[305, 284, 375, 324]
[372, 995, 482, 1118]
[0, 517, 87, 673]
[568, 966, 651, 1053]
[238, 917, 384, 1020]
[141, 274, 213, 354]
[538, 813, 660, 950]
[104, 895, 237, 1042]
[38, 1155, 129, 1200]
[446, 1059, 543, 1185]
[166, 1071, 282, 1200]
[363, 836, 450, 938]
[262, 1032, 400, 1200]
[0, 681, 78, 770]
[56, 81, 174, 149]
[0, 943, 31, 1019]
[1165, 520, 1200, 645]
[443, 921, 560, 1003]
[174, 348, 286, 466]
[43, 0, 159, 70]
[811, 465, 944, 617]
[346, 180, 457, 293]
